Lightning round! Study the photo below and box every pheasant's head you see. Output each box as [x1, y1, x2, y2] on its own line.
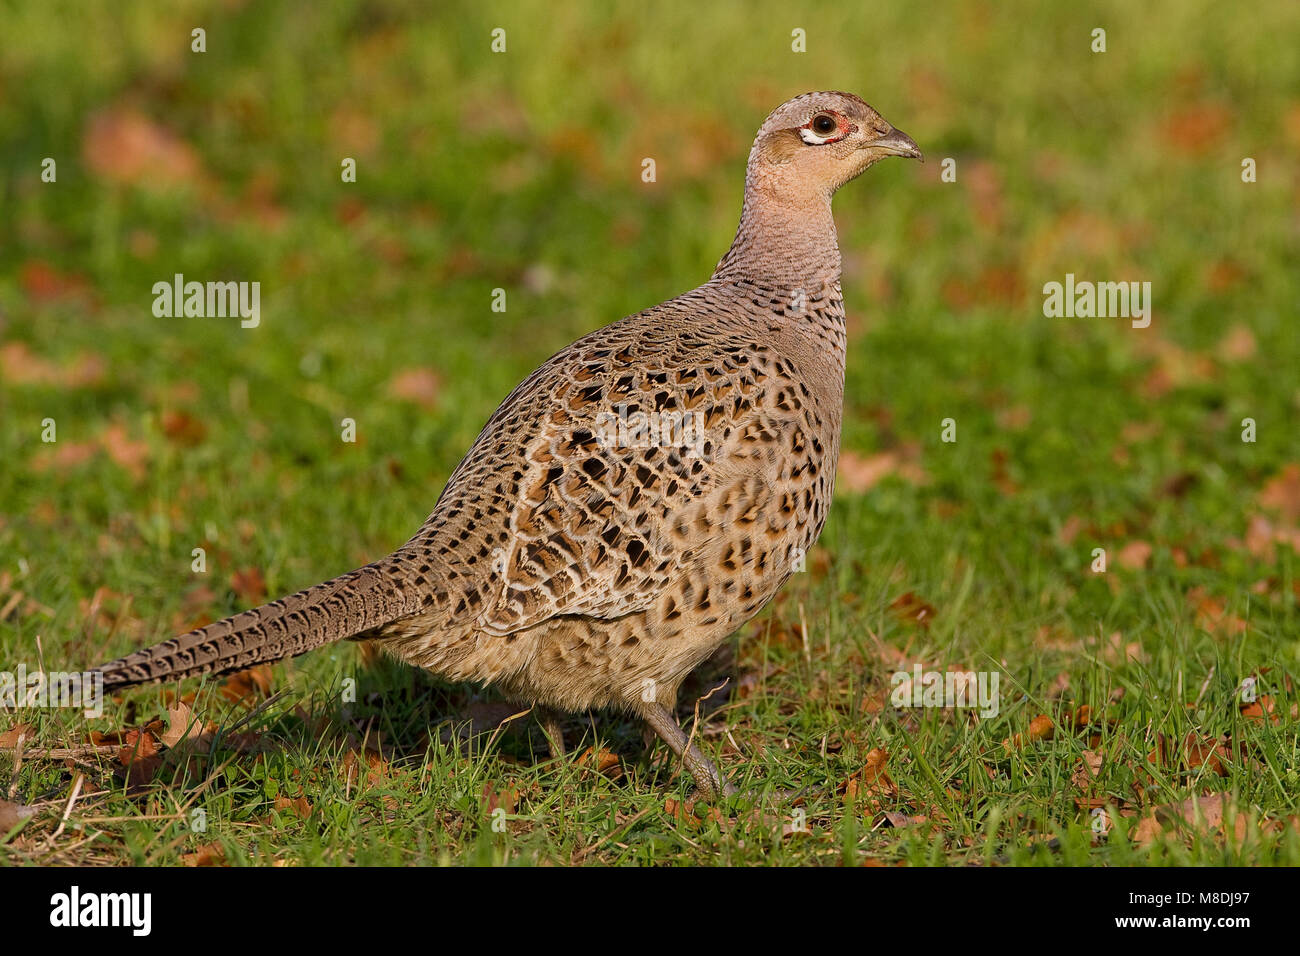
[746, 91, 922, 201]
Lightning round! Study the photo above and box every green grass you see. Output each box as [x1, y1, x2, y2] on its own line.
[1, 0, 1298, 865]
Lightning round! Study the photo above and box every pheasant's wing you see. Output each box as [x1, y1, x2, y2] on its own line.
[411, 300, 794, 638]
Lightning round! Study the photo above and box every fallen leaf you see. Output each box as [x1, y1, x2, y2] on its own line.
[1162, 102, 1232, 155]
[273, 795, 313, 819]
[1240, 695, 1278, 724]
[1259, 465, 1300, 523]
[1117, 540, 1153, 570]
[219, 665, 274, 703]
[181, 842, 228, 866]
[386, 367, 442, 409]
[160, 701, 206, 748]
[837, 446, 928, 493]
[0, 723, 35, 748]
[482, 781, 519, 816]
[100, 423, 150, 480]
[160, 410, 208, 447]
[116, 728, 159, 767]
[1218, 323, 1256, 361]
[844, 747, 896, 803]
[1004, 714, 1054, 750]
[83, 108, 203, 188]
[888, 592, 936, 629]
[229, 567, 267, 605]
[576, 746, 623, 780]
[0, 799, 36, 833]
[1071, 750, 1104, 790]
[1134, 792, 1240, 847]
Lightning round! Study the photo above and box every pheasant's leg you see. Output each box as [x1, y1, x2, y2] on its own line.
[641, 702, 735, 800]
[537, 707, 566, 759]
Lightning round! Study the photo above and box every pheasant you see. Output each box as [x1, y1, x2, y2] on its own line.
[93, 92, 922, 798]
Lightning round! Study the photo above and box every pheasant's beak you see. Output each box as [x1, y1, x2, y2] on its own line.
[868, 126, 923, 162]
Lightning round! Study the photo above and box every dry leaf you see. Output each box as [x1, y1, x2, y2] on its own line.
[888, 592, 936, 629]
[386, 367, 442, 409]
[576, 746, 623, 780]
[116, 728, 159, 767]
[1071, 750, 1104, 790]
[84, 108, 203, 188]
[837, 446, 928, 494]
[0, 723, 35, 748]
[844, 747, 896, 803]
[273, 795, 313, 819]
[1117, 540, 1153, 570]
[181, 842, 228, 866]
[229, 567, 267, 604]
[160, 701, 206, 748]
[161, 410, 208, 447]
[1259, 465, 1300, 523]
[220, 665, 274, 703]
[1004, 714, 1054, 750]
[0, 800, 36, 833]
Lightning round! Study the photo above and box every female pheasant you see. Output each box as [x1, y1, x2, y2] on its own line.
[95, 91, 921, 798]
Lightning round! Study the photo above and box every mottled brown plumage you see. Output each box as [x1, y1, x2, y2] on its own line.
[95, 92, 921, 797]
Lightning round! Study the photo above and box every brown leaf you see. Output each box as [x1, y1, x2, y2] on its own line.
[83, 108, 203, 188]
[1147, 733, 1236, 776]
[1117, 540, 1153, 570]
[1003, 714, 1054, 750]
[341, 748, 391, 790]
[990, 447, 1019, 495]
[482, 781, 519, 816]
[159, 701, 206, 748]
[1218, 323, 1256, 361]
[1058, 515, 1085, 546]
[837, 446, 928, 494]
[1071, 750, 1104, 790]
[888, 592, 936, 629]
[1259, 465, 1300, 523]
[219, 665, 274, 704]
[877, 810, 929, 829]
[100, 423, 150, 480]
[844, 747, 896, 803]
[1240, 695, 1278, 724]
[1134, 792, 1234, 847]
[273, 795, 313, 819]
[181, 842, 228, 866]
[1187, 587, 1248, 637]
[1161, 103, 1232, 155]
[576, 746, 623, 780]
[0, 799, 36, 833]
[0, 723, 35, 748]
[229, 567, 267, 605]
[116, 728, 159, 767]
[161, 410, 208, 447]
[386, 367, 442, 409]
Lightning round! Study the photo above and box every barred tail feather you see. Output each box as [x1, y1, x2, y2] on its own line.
[95, 556, 424, 689]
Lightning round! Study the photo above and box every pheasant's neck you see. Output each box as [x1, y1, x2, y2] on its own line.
[713, 188, 842, 293]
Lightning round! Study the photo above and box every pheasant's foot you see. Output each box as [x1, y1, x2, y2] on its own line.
[641, 701, 729, 800]
[536, 706, 567, 760]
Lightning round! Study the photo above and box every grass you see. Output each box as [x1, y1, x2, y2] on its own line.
[1, 0, 1298, 866]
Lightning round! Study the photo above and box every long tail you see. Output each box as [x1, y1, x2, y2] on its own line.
[95, 553, 427, 689]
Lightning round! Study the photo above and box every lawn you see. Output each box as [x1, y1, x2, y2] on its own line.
[1, 0, 1298, 866]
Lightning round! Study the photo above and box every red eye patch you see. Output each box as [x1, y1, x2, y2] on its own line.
[798, 111, 856, 145]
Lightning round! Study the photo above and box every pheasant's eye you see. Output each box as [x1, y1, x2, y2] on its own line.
[811, 114, 837, 136]
[799, 112, 846, 145]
